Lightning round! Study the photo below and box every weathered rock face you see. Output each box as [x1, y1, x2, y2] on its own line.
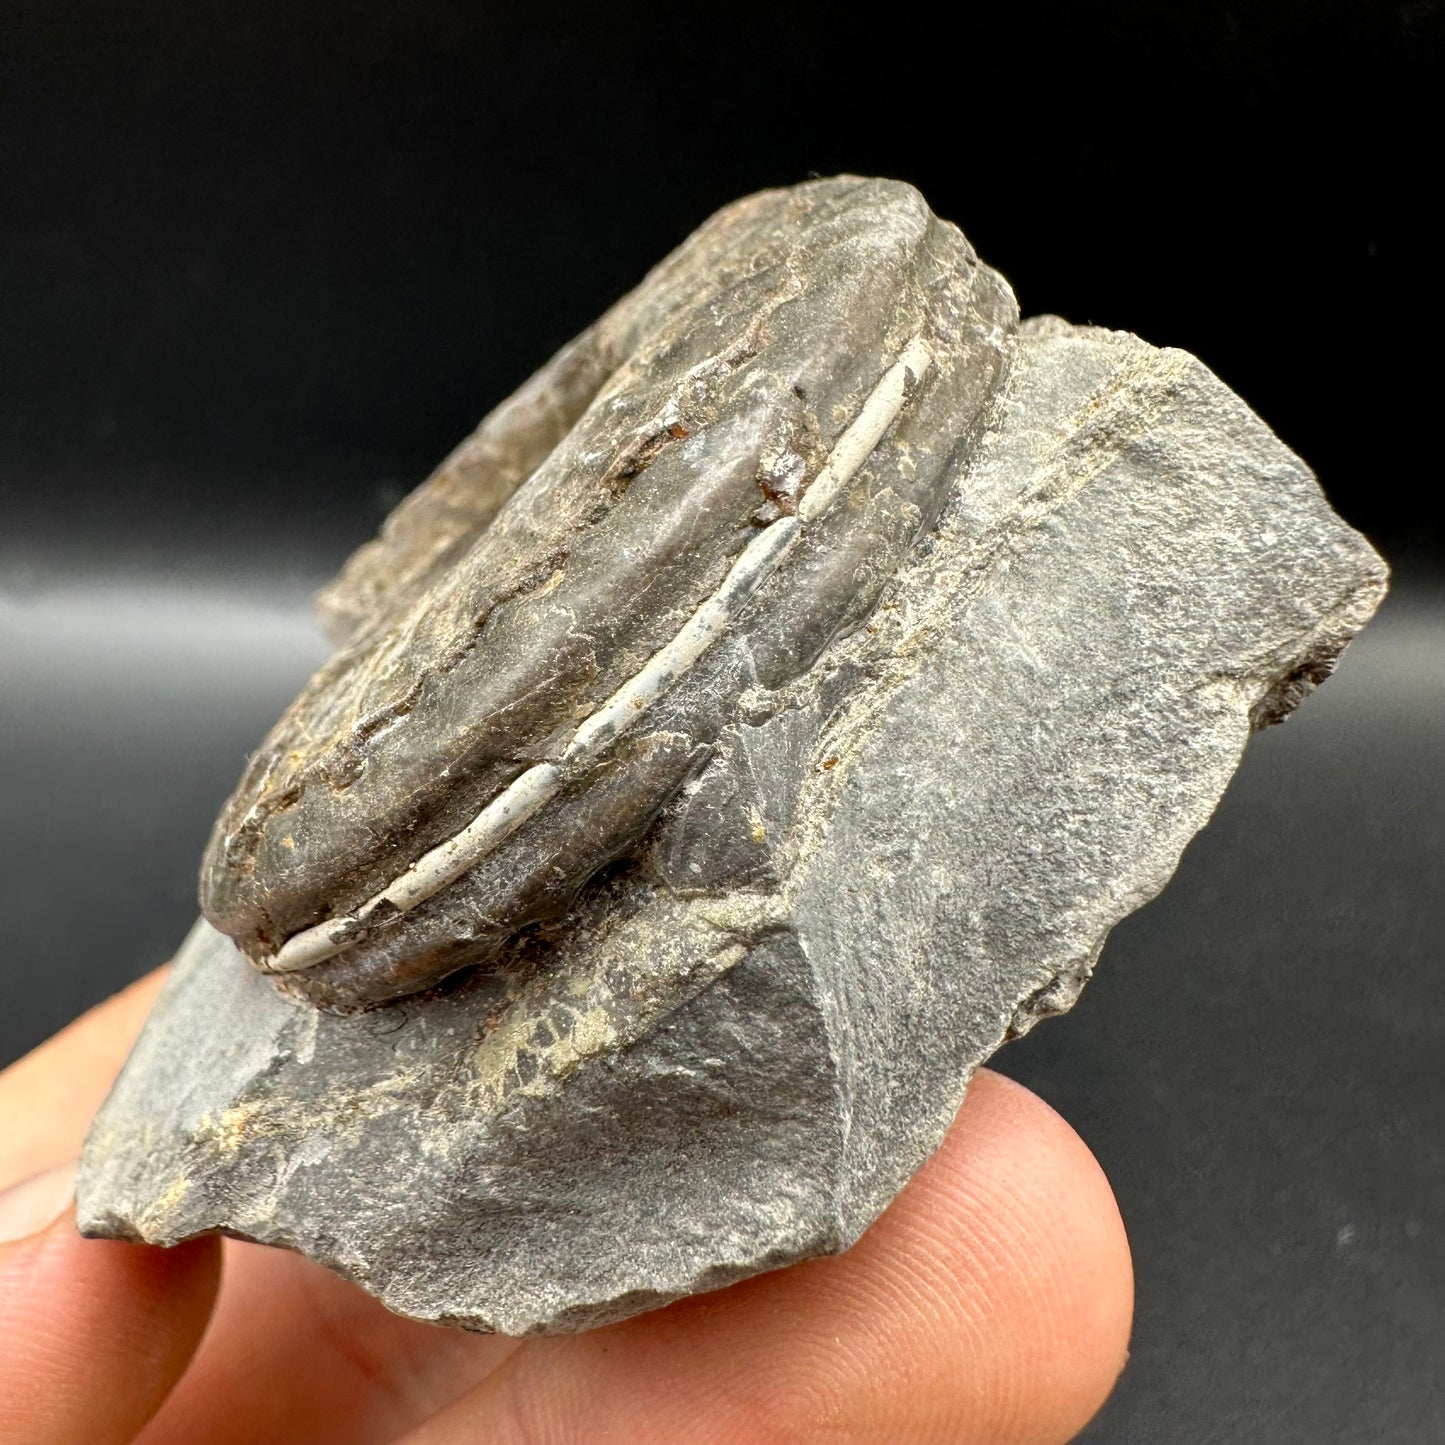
[77, 179, 1387, 1335]
[198, 179, 1017, 1010]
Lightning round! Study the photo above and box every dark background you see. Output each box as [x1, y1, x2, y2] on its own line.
[1, 2, 1440, 1440]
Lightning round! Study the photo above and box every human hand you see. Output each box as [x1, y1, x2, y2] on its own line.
[0, 971, 1132, 1444]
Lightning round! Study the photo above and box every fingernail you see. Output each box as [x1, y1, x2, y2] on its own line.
[0, 1160, 79, 1245]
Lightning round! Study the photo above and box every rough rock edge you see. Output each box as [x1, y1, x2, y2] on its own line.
[76, 317, 1388, 1334]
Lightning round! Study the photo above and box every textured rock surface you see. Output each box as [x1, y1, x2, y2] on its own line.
[77, 230, 1386, 1333]
[199, 179, 1016, 1010]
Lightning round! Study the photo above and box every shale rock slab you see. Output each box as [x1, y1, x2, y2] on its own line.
[78, 314, 1386, 1333]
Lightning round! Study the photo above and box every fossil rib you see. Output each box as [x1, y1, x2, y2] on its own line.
[263, 336, 934, 975]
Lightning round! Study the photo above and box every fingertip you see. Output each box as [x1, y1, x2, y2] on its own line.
[0, 1207, 220, 1445]
[713, 1066, 1134, 1444]
[912, 1069, 1134, 1442]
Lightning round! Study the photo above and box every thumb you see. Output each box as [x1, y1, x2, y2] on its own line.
[0, 1161, 220, 1445]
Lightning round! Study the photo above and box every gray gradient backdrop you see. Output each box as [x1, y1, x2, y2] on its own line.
[2, 1, 1441, 1439]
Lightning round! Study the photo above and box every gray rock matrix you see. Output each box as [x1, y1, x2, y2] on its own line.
[78, 178, 1387, 1334]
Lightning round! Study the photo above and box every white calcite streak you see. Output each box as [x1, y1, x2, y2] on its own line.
[798, 336, 932, 524]
[263, 338, 932, 974]
[563, 514, 803, 766]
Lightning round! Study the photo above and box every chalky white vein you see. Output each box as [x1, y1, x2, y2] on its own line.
[263, 336, 933, 974]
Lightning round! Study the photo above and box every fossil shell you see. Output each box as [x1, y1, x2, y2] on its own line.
[199, 177, 1019, 1009]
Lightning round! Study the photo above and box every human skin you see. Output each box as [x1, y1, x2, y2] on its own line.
[0, 971, 1133, 1444]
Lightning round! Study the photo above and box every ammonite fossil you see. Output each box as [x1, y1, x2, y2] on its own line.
[202, 177, 1017, 1010]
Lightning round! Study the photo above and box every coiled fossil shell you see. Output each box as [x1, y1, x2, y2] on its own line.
[199, 177, 1019, 1009]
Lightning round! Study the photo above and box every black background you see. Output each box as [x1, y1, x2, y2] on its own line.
[1, 2, 1440, 1440]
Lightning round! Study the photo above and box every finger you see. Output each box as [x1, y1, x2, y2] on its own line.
[136, 1240, 519, 1445]
[0, 967, 514, 1445]
[405, 1069, 1133, 1445]
[0, 1165, 220, 1445]
[0, 967, 168, 1187]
